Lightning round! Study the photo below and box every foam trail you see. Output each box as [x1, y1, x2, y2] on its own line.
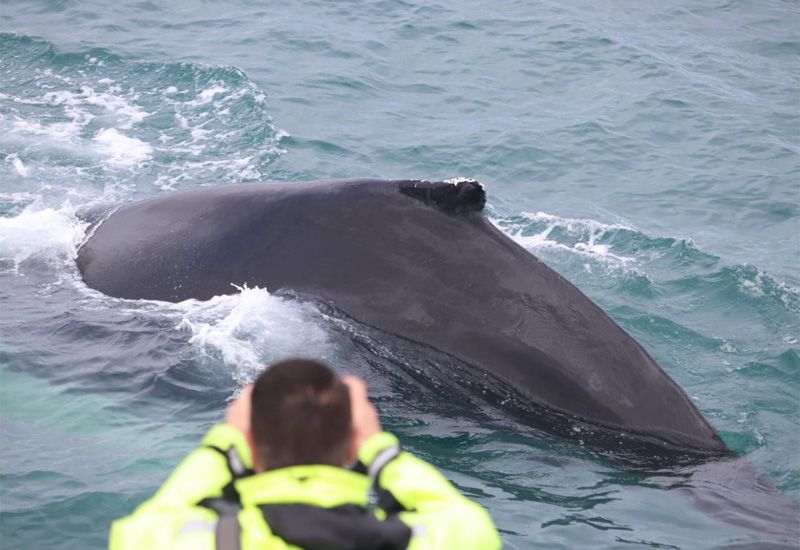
[494, 211, 637, 268]
[0, 38, 286, 205]
[174, 286, 338, 384]
[7, 154, 30, 177]
[0, 203, 88, 269]
[92, 128, 153, 167]
[42, 86, 149, 129]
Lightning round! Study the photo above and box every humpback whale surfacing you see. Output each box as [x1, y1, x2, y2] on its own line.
[76, 179, 727, 457]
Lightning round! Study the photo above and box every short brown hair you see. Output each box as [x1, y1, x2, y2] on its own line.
[250, 358, 352, 470]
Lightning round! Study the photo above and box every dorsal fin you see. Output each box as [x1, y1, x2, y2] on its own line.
[398, 179, 485, 214]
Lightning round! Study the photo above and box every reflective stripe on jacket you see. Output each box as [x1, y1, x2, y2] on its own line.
[109, 425, 501, 550]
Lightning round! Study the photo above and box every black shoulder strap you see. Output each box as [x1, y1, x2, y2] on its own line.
[202, 445, 255, 504]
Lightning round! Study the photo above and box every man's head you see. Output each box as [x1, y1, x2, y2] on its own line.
[249, 358, 353, 471]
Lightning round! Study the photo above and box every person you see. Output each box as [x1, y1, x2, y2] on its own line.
[109, 358, 501, 549]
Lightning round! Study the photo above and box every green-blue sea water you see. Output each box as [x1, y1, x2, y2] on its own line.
[0, 1, 798, 548]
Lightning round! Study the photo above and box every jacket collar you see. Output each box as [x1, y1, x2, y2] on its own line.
[235, 464, 370, 508]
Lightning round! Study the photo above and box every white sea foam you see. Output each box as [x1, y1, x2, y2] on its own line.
[3, 60, 284, 203]
[0, 203, 88, 269]
[6, 154, 30, 177]
[497, 211, 636, 266]
[93, 128, 153, 167]
[735, 265, 800, 311]
[174, 112, 190, 129]
[181, 157, 260, 179]
[738, 273, 766, 298]
[719, 341, 737, 353]
[175, 286, 337, 383]
[190, 125, 210, 144]
[84, 90, 147, 128]
[43, 87, 148, 129]
[0, 191, 39, 206]
[12, 116, 86, 142]
[189, 85, 229, 106]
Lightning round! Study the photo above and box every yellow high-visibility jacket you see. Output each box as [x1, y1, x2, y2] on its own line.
[109, 425, 501, 549]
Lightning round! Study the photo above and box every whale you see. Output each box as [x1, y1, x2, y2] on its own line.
[76, 178, 727, 457]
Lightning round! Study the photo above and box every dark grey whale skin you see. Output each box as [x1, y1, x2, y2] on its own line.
[76, 179, 726, 455]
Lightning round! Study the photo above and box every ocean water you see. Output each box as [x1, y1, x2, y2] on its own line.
[1, 0, 798, 548]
